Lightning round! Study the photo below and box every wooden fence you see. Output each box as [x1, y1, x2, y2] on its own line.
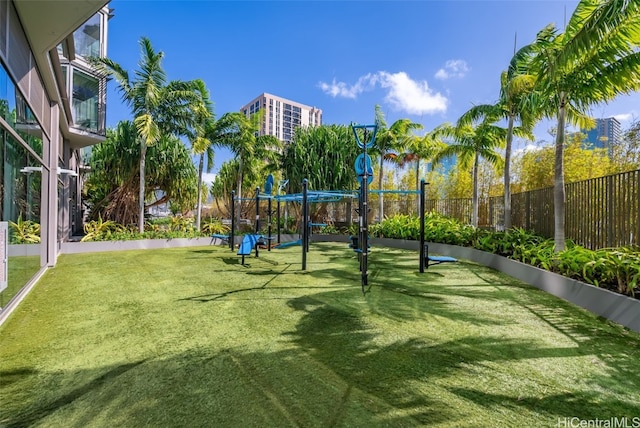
[452, 169, 640, 250]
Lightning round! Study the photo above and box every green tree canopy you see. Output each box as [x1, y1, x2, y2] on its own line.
[280, 124, 360, 193]
[85, 120, 198, 225]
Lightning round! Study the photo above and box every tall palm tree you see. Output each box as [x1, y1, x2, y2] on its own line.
[220, 111, 282, 225]
[90, 37, 207, 232]
[373, 105, 423, 221]
[188, 80, 215, 231]
[531, 0, 640, 251]
[399, 125, 449, 192]
[458, 45, 537, 230]
[433, 119, 506, 227]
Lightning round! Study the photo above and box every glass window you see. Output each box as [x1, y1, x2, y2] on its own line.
[1, 62, 43, 157]
[74, 13, 102, 58]
[0, 129, 42, 306]
[72, 69, 99, 132]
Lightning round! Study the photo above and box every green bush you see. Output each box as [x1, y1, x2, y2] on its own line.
[9, 215, 41, 244]
[81, 216, 126, 242]
[201, 218, 230, 235]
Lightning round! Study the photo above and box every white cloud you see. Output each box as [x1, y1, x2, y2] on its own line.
[513, 143, 543, 156]
[613, 112, 637, 123]
[434, 59, 470, 80]
[376, 71, 448, 115]
[317, 74, 375, 99]
[318, 71, 447, 115]
[201, 172, 217, 185]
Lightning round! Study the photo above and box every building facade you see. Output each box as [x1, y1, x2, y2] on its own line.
[240, 93, 322, 144]
[583, 117, 622, 150]
[0, 0, 110, 319]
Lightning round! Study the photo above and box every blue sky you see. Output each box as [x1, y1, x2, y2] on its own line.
[104, 0, 640, 182]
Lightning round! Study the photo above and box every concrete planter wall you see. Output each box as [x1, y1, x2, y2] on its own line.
[8, 244, 41, 257]
[60, 237, 221, 254]
[60, 234, 304, 255]
[314, 235, 640, 333]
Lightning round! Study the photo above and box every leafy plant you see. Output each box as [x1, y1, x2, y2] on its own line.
[169, 216, 195, 232]
[201, 218, 230, 235]
[81, 216, 127, 242]
[9, 215, 41, 244]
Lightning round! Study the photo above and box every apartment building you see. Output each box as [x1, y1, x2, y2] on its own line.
[583, 117, 622, 150]
[240, 93, 322, 144]
[1, 0, 110, 317]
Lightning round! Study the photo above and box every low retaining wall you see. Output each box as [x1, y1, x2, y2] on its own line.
[60, 234, 303, 255]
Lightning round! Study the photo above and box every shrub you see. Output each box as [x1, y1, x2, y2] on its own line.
[201, 218, 230, 235]
[81, 216, 126, 242]
[9, 215, 41, 244]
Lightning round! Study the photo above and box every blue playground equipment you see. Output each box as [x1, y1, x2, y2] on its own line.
[237, 234, 266, 265]
[351, 122, 378, 293]
[418, 179, 458, 271]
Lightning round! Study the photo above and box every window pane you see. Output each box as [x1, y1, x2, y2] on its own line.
[74, 13, 101, 58]
[1, 61, 43, 157]
[72, 69, 99, 132]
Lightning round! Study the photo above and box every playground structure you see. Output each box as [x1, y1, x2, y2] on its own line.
[218, 121, 457, 282]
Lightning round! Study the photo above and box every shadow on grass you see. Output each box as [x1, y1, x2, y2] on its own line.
[448, 387, 640, 420]
[284, 295, 640, 424]
[2, 360, 146, 428]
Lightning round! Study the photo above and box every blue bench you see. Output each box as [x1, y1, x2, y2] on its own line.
[274, 239, 301, 249]
[211, 233, 229, 244]
[424, 245, 457, 268]
[237, 234, 265, 264]
[348, 235, 370, 253]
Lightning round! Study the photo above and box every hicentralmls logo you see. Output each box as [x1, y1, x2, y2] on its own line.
[557, 417, 640, 428]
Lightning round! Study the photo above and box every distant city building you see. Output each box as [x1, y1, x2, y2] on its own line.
[582, 117, 622, 150]
[240, 93, 322, 144]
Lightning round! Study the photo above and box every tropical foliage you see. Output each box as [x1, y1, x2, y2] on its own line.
[372, 106, 423, 220]
[433, 118, 506, 227]
[280, 124, 360, 193]
[90, 37, 209, 232]
[8, 215, 40, 244]
[85, 120, 198, 224]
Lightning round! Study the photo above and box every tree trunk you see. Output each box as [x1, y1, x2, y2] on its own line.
[415, 158, 421, 216]
[196, 153, 204, 231]
[472, 153, 479, 228]
[504, 114, 515, 231]
[236, 157, 243, 227]
[554, 96, 567, 252]
[378, 156, 384, 222]
[138, 141, 147, 234]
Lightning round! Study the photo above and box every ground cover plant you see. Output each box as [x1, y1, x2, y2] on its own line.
[1, 243, 639, 427]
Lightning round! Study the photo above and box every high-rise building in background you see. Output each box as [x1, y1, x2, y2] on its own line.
[240, 93, 322, 144]
[582, 117, 622, 150]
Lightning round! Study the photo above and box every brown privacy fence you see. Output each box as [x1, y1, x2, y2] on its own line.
[490, 170, 639, 249]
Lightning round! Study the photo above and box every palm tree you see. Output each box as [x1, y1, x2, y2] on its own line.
[373, 105, 423, 221]
[188, 80, 215, 231]
[400, 126, 449, 192]
[531, 0, 640, 251]
[433, 118, 506, 227]
[458, 45, 537, 230]
[220, 111, 282, 225]
[90, 37, 208, 232]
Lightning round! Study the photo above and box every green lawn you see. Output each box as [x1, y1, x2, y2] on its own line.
[1, 243, 639, 427]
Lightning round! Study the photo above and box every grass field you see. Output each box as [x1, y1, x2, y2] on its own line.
[1, 242, 639, 427]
